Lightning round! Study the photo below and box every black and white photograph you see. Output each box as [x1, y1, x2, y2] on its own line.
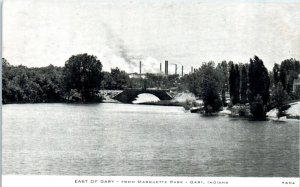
[2, 0, 300, 186]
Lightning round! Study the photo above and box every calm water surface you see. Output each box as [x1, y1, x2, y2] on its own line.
[3, 103, 299, 176]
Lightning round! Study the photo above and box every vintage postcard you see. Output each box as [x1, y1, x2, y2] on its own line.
[2, 0, 299, 186]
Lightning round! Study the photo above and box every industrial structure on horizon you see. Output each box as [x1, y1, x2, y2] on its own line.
[129, 60, 195, 79]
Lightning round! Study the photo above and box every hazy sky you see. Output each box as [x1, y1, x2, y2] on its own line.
[3, 0, 300, 73]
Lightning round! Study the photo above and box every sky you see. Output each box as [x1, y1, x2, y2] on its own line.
[3, 0, 300, 74]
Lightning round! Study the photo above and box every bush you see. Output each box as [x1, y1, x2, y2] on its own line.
[229, 104, 250, 117]
[182, 99, 199, 110]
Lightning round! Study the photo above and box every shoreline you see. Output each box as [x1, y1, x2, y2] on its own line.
[2, 101, 300, 121]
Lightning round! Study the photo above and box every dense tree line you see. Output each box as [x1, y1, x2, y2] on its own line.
[2, 54, 182, 103]
[3, 54, 300, 120]
[2, 54, 104, 103]
[2, 59, 64, 104]
[143, 74, 179, 90]
[279, 59, 300, 95]
[269, 58, 300, 118]
[183, 56, 300, 119]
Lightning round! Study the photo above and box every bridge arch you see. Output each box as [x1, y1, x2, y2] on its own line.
[132, 93, 160, 104]
[113, 89, 173, 103]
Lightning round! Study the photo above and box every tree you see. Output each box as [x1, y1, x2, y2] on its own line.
[103, 68, 129, 90]
[229, 63, 236, 103]
[229, 63, 240, 104]
[198, 62, 223, 113]
[101, 71, 111, 89]
[2, 59, 64, 103]
[186, 71, 201, 97]
[63, 53, 103, 102]
[280, 66, 287, 90]
[250, 94, 267, 120]
[234, 64, 240, 104]
[291, 86, 300, 100]
[110, 68, 129, 90]
[240, 65, 248, 104]
[270, 82, 289, 119]
[273, 63, 280, 86]
[145, 73, 164, 89]
[217, 61, 228, 106]
[248, 56, 270, 119]
[280, 58, 300, 94]
[2, 58, 10, 103]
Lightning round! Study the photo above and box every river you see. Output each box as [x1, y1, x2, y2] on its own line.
[2, 103, 299, 176]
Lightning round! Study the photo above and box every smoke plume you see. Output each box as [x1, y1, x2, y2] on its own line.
[101, 23, 160, 73]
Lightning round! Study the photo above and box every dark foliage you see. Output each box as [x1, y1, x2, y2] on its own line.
[248, 56, 270, 119]
[197, 62, 223, 113]
[229, 63, 240, 104]
[273, 63, 280, 86]
[145, 74, 179, 89]
[63, 53, 103, 102]
[280, 59, 300, 95]
[3, 54, 300, 122]
[216, 61, 228, 106]
[234, 64, 240, 104]
[102, 68, 129, 90]
[250, 94, 268, 120]
[229, 63, 235, 101]
[2, 58, 64, 104]
[240, 65, 248, 104]
[270, 82, 289, 118]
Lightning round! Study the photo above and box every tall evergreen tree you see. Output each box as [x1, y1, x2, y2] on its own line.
[248, 56, 270, 119]
[229, 63, 240, 104]
[234, 64, 240, 104]
[229, 63, 236, 104]
[273, 63, 280, 86]
[217, 61, 228, 106]
[280, 66, 287, 90]
[240, 65, 248, 104]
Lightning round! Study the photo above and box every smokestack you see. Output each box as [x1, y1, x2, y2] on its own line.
[191, 66, 193, 73]
[175, 64, 177, 75]
[182, 65, 183, 76]
[165, 60, 168, 75]
[160, 63, 162, 73]
[139, 61, 142, 75]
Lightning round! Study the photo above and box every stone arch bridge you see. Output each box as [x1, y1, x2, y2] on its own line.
[113, 88, 173, 103]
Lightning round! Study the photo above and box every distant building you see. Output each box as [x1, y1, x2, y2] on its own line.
[293, 74, 300, 92]
[128, 72, 169, 79]
[128, 73, 146, 79]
